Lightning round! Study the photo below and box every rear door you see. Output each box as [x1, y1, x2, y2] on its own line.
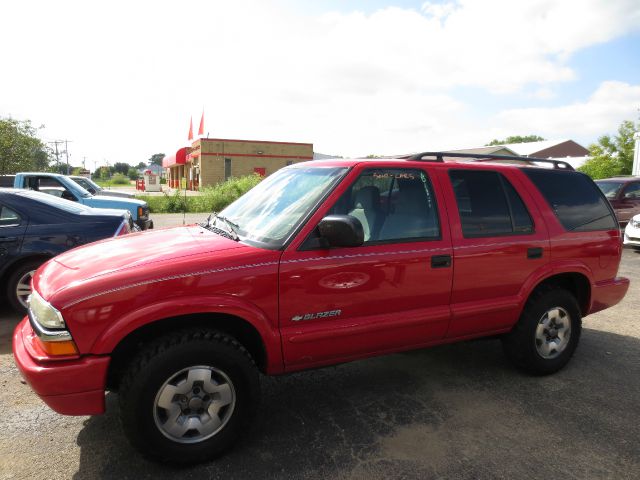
[279, 165, 453, 370]
[437, 167, 550, 338]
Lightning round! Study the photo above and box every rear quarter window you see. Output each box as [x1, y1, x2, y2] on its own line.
[524, 169, 617, 231]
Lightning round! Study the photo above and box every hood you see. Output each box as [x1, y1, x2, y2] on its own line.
[95, 189, 134, 199]
[35, 225, 248, 302]
[85, 195, 146, 209]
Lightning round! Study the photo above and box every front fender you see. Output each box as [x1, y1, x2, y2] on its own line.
[89, 295, 283, 373]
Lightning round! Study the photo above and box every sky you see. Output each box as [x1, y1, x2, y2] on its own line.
[1, 0, 639, 167]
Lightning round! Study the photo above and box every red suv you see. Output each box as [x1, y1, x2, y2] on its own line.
[13, 154, 629, 463]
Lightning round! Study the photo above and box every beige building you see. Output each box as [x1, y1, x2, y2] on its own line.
[163, 138, 313, 189]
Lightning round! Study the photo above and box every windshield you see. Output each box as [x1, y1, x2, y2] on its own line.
[595, 181, 623, 199]
[217, 166, 348, 248]
[73, 177, 100, 191]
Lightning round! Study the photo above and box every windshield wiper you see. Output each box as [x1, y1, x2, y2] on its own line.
[206, 213, 240, 241]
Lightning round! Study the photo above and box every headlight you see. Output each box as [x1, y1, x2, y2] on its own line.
[29, 290, 65, 329]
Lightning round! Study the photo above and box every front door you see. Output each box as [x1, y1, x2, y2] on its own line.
[617, 182, 640, 223]
[279, 166, 453, 370]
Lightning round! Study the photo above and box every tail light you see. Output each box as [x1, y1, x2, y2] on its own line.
[114, 220, 131, 237]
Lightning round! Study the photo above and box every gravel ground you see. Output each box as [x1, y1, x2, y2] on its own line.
[0, 247, 638, 480]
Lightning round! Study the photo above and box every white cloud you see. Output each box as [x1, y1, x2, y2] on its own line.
[496, 81, 640, 142]
[0, 0, 638, 163]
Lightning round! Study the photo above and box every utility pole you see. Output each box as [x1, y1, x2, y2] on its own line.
[65, 140, 70, 175]
[48, 141, 63, 172]
[48, 140, 72, 173]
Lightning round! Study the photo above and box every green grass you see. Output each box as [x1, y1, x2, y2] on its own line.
[94, 174, 132, 187]
[136, 174, 262, 213]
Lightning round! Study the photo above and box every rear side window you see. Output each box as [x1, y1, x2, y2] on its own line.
[0, 205, 21, 226]
[449, 170, 533, 237]
[524, 169, 617, 231]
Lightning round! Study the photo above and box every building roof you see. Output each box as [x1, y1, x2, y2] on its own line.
[501, 139, 588, 157]
[443, 146, 518, 156]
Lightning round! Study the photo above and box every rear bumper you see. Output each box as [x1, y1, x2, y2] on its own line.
[589, 277, 630, 315]
[12, 318, 109, 415]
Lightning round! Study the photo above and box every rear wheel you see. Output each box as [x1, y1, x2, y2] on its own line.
[118, 329, 260, 464]
[6, 260, 42, 312]
[502, 288, 581, 375]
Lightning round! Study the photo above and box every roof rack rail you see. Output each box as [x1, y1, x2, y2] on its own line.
[403, 151, 575, 170]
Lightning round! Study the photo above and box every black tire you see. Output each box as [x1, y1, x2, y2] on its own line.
[6, 260, 42, 313]
[502, 288, 582, 375]
[118, 329, 260, 464]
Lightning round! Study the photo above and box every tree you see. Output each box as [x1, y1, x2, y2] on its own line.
[113, 162, 131, 175]
[579, 120, 639, 179]
[0, 117, 51, 175]
[128, 167, 139, 180]
[136, 162, 146, 169]
[486, 135, 545, 146]
[148, 153, 165, 166]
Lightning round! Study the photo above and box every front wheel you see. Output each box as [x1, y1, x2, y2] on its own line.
[6, 260, 42, 312]
[118, 329, 260, 464]
[502, 288, 582, 375]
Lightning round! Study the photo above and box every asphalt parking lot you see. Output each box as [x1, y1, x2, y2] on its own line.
[0, 241, 638, 479]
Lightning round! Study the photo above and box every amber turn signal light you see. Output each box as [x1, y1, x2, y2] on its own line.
[37, 338, 79, 356]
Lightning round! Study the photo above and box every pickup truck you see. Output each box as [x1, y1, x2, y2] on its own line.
[11, 172, 153, 229]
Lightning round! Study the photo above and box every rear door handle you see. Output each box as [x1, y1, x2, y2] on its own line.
[431, 254, 452, 268]
[527, 247, 543, 259]
[0, 237, 18, 243]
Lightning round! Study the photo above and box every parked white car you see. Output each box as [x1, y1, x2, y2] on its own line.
[624, 213, 640, 250]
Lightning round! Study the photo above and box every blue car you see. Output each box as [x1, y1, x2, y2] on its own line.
[0, 188, 133, 311]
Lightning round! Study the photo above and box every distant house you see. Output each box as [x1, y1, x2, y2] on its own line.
[500, 139, 589, 158]
[444, 145, 518, 156]
[138, 164, 164, 177]
[446, 139, 590, 168]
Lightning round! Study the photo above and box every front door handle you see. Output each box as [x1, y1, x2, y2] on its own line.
[431, 254, 452, 268]
[527, 247, 543, 259]
[0, 237, 18, 243]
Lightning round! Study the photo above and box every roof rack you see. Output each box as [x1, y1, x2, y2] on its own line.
[402, 151, 575, 171]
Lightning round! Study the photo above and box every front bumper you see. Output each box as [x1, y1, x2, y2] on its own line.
[589, 277, 630, 315]
[12, 318, 109, 415]
[135, 217, 154, 230]
[623, 222, 640, 247]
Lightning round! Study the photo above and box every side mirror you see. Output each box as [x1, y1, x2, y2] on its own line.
[317, 215, 364, 248]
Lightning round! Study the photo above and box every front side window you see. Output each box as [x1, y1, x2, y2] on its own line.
[0, 205, 21, 226]
[219, 166, 348, 248]
[524, 169, 617, 231]
[330, 168, 440, 242]
[450, 170, 533, 238]
[622, 183, 640, 199]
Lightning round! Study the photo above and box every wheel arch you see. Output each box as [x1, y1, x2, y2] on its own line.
[525, 272, 591, 317]
[106, 312, 271, 391]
